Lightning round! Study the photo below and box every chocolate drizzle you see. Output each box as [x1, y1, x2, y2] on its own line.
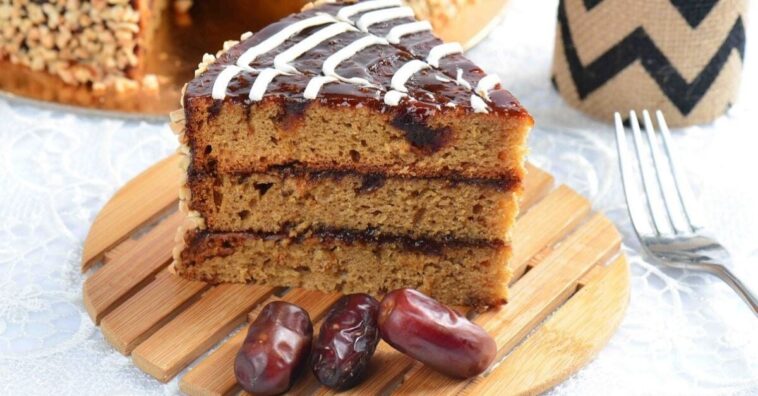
[185, 1, 529, 118]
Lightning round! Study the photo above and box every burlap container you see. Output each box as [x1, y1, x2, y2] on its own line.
[552, 0, 748, 127]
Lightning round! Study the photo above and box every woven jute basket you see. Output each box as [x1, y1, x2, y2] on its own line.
[552, 0, 748, 127]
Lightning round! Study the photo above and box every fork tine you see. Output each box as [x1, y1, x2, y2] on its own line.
[614, 112, 655, 238]
[641, 110, 686, 233]
[656, 110, 704, 231]
[629, 110, 670, 235]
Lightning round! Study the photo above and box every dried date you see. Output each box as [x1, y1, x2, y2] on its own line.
[378, 288, 497, 378]
[311, 293, 381, 390]
[234, 301, 313, 395]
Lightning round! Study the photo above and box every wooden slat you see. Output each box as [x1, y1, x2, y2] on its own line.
[393, 214, 622, 395]
[309, 186, 591, 395]
[463, 256, 630, 395]
[186, 326, 249, 396]
[132, 284, 275, 382]
[521, 163, 554, 210]
[577, 263, 607, 289]
[102, 237, 139, 264]
[100, 268, 208, 355]
[81, 154, 181, 271]
[262, 288, 343, 324]
[181, 289, 341, 396]
[509, 185, 591, 281]
[82, 211, 184, 324]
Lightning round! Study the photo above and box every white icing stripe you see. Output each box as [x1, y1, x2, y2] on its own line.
[476, 74, 501, 101]
[323, 35, 388, 86]
[385, 20, 432, 44]
[426, 42, 463, 68]
[471, 94, 488, 113]
[249, 68, 285, 101]
[336, 0, 403, 21]
[455, 68, 472, 89]
[212, 65, 243, 99]
[391, 59, 429, 92]
[304, 76, 338, 99]
[236, 13, 336, 67]
[274, 22, 356, 74]
[219, 2, 494, 113]
[384, 90, 407, 106]
[356, 6, 415, 32]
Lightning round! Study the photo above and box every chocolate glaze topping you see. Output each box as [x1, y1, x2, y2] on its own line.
[184, 0, 528, 118]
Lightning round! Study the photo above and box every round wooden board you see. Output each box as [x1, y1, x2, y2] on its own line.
[0, 0, 508, 121]
[81, 155, 630, 395]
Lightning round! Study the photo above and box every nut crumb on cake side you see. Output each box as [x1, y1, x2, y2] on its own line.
[0, 0, 167, 88]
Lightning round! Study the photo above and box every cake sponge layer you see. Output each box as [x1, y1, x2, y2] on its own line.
[188, 168, 520, 241]
[176, 229, 511, 308]
[184, 98, 531, 180]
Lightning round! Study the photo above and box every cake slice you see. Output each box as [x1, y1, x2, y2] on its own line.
[172, 0, 532, 308]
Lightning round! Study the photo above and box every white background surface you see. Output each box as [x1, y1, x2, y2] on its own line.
[0, 0, 757, 394]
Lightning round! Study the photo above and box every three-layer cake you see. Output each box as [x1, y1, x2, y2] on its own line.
[171, 0, 532, 308]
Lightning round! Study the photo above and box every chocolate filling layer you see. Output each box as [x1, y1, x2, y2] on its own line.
[188, 162, 522, 192]
[185, 226, 505, 258]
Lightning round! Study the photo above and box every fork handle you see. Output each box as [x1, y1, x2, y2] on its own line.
[704, 265, 758, 317]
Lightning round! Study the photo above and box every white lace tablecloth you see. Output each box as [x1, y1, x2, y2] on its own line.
[1, 0, 756, 394]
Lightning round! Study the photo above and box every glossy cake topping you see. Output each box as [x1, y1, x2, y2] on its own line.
[188, 0, 526, 116]
[385, 20, 432, 43]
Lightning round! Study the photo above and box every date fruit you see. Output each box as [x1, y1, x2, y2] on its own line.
[234, 301, 313, 395]
[378, 288, 497, 378]
[311, 293, 381, 390]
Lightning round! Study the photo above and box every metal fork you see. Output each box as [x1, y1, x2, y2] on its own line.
[614, 110, 757, 316]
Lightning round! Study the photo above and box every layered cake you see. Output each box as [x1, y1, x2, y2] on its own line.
[171, 0, 532, 307]
[0, 0, 484, 88]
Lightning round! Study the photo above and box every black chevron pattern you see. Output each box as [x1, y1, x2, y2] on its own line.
[557, 0, 745, 115]
[582, 0, 722, 27]
[670, 0, 720, 28]
[582, 0, 604, 11]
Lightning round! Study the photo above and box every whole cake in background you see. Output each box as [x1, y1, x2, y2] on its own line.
[0, 0, 165, 88]
[0, 0, 482, 89]
[171, 0, 532, 308]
